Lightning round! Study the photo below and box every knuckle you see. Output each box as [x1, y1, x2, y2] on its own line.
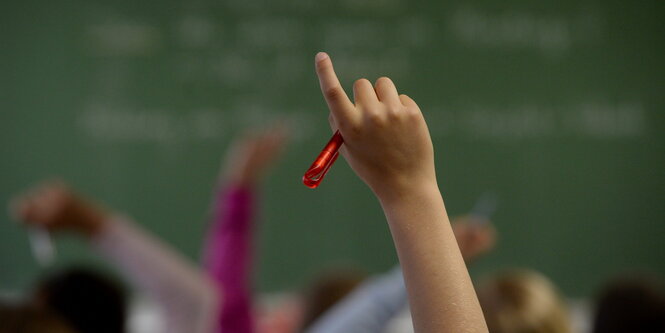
[388, 102, 404, 113]
[367, 110, 382, 122]
[387, 108, 402, 120]
[324, 87, 344, 101]
[365, 109, 386, 126]
[407, 109, 424, 122]
[381, 101, 404, 118]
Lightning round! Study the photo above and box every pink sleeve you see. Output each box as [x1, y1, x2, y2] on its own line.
[203, 185, 256, 333]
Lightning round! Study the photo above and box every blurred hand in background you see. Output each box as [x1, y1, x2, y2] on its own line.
[451, 215, 497, 263]
[9, 181, 107, 238]
[221, 123, 289, 187]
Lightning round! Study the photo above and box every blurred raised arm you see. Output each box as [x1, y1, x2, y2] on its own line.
[10, 182, 219, 333]
[202, 125, 288, 333]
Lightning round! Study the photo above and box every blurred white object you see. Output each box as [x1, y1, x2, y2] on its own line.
[28, 228, 55, 266]
[384, 306, 413, 333]
[569, 299, 592, 333]
[470, 191, 498, 221]
[128, 296, 165, 333]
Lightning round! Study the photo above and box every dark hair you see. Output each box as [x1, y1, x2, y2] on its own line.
[592, 275, 665, 333]
[35, 267, 127, 333]
[0, 301, 76, 333]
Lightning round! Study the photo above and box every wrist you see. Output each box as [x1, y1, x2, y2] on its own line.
[375, 180, 446, 230]
[373, 174, 440, 208]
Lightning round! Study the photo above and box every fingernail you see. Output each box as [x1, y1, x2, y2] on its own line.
[315, 52, 328, 62]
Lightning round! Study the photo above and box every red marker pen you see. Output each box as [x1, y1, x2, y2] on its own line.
[303, 130, 344, 188]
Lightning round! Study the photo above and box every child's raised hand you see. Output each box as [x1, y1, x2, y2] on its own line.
[451, 215, 497, 263]
[221, 123, 289, 187]
[314, 52, 436, 200]
[314, 53, 489, 332]
[9, 181, 106, 237]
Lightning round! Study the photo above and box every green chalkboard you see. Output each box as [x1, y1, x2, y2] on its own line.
[1, 0, 664, 297]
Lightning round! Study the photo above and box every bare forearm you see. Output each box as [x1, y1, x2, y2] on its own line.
[379, 184, 488, 333]
[311, 53, 487, 332]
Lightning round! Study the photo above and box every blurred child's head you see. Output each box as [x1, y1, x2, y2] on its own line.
[592, 275, 665, 333]
[299, 267, 367, 331]
[477, 270, 571, 333]
[0, 301, 76, 333]
[33, 267, 127, 333]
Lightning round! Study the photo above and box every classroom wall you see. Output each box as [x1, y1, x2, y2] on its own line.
[1, 0, 664, 297]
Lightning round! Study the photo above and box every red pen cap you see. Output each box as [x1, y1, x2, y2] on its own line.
[302, 131, 344, 188]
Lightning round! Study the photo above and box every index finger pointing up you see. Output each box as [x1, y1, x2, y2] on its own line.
[315, 52, 357, 125]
